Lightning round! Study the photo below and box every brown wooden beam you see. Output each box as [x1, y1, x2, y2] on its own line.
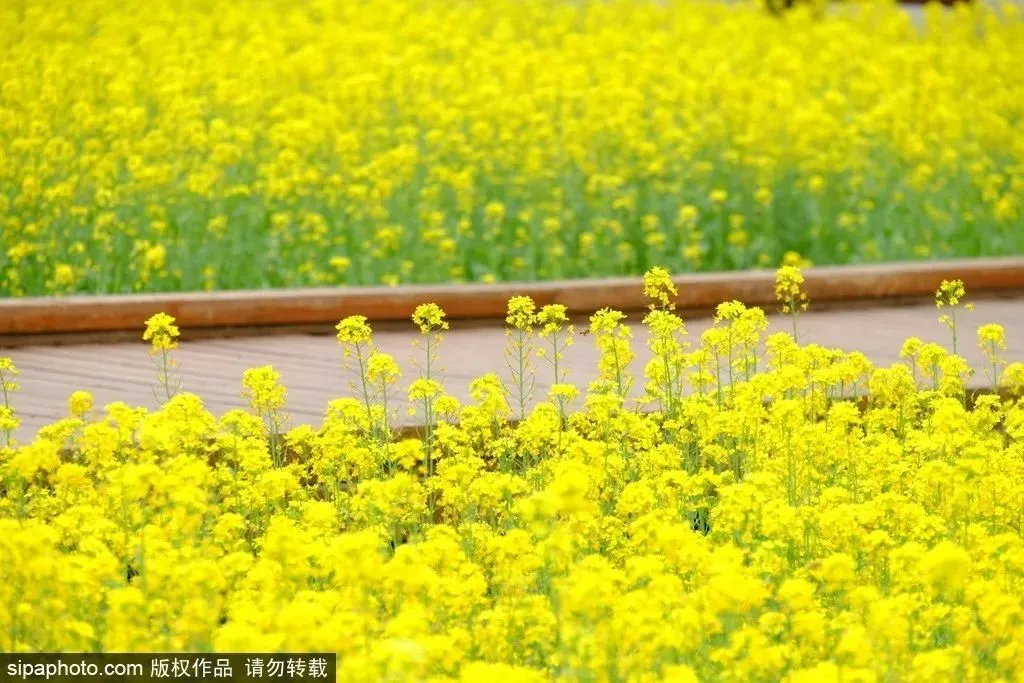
[1, 257, 1022, 339]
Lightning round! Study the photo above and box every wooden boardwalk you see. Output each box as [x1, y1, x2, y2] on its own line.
[4, 297, 1023, 441]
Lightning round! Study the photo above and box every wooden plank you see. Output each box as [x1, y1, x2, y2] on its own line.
[1, 257, 1022, 339]
[176, 346, 347, 376]
[11, 353, 247, 397]
[4, 297, 1022, 444]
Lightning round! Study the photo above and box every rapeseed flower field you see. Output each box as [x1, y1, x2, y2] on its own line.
[3, 269, 1024, 681]
[1, 0, 1022, 295]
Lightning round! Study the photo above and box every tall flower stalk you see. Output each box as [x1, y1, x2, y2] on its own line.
[504, 296, 538, 422]
[936, 279, 973, 356]
[775, 265, 809, 341]
[242, 366, 288, 466]
[0, 358, 20, 448]
[143, 312, 181, 401]
[978, 323, 1007, 394]
[587, 308, 635, 403]
[336, 315, 392, 440]
[535, 304, 575, 427]
[365, 351, 402, 440]
[641, 267, 688, 419]
[410, 303, 448, 477]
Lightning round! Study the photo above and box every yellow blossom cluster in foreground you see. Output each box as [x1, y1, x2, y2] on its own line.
[3, 271, 1024, 682]
[1, 0, 1023, 295]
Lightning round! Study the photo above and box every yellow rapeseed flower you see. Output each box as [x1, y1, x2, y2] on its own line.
[412, 303, 449, 334]
[67, 391, 93, 418]
[642, 267, 677, 310]
[143, 312, 179, 353]
[506, 296, 537, 331]
[336, 315, 374, 345]
[241, 366, 287, 413]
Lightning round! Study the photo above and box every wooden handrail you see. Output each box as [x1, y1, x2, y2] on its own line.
[1, 257, 1022, 338]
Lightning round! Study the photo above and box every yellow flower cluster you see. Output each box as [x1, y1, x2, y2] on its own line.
[775, 266, 809, 315]
[3, 269, 1024, 682]
[0, 358, 19, 445]
[1, 0, 1023, 295]
[143, 313, 179, 353]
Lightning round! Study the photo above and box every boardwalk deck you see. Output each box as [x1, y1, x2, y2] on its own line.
[4, 297, 1023, 441]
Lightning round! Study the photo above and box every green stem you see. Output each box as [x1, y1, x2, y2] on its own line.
[160, 349, 173, 401]
[354, 343, 375, 433]
[1, 376, 11, 447]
